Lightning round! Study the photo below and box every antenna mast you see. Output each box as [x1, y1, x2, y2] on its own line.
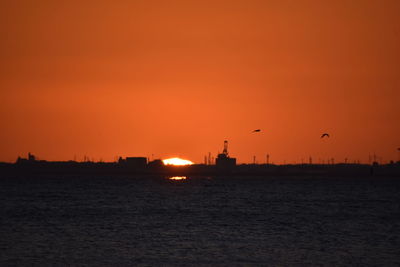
[223, 140, 229, 156]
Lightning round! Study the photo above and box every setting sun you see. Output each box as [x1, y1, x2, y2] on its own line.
[162, 158, 194, 166]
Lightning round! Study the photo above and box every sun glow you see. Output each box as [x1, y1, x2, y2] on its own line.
[162, 157, 194, 166]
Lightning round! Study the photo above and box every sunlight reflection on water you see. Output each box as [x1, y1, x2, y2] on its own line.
[168, 176, 187, 181]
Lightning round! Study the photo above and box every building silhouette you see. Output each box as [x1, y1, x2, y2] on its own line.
[16, 152, 37, 164]
[118, 156, 147, 169]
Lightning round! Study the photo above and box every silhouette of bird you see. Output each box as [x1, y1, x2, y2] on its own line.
[252, 129, 261, 133]
[321, 133, 330, 138]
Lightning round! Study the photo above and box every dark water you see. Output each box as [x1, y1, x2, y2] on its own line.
[1, 175, 400, 266]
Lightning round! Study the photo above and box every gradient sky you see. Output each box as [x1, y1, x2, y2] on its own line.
[1, 0, 399, 164]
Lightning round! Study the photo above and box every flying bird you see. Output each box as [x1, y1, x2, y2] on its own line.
[321, 133, 330, 138]
[252, 129, 261, 133]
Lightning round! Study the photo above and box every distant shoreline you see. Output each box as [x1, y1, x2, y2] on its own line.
[1, 161, 399, 177]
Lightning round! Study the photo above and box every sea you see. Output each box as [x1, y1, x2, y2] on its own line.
[1, 175, 399, 266]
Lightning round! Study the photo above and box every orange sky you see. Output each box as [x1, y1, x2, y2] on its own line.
[1, 0, 399, 164]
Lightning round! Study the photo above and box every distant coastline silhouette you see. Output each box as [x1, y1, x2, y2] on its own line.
[2, 149, 399, 177]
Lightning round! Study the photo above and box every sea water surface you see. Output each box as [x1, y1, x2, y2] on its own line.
[1, 175, 399, 266]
